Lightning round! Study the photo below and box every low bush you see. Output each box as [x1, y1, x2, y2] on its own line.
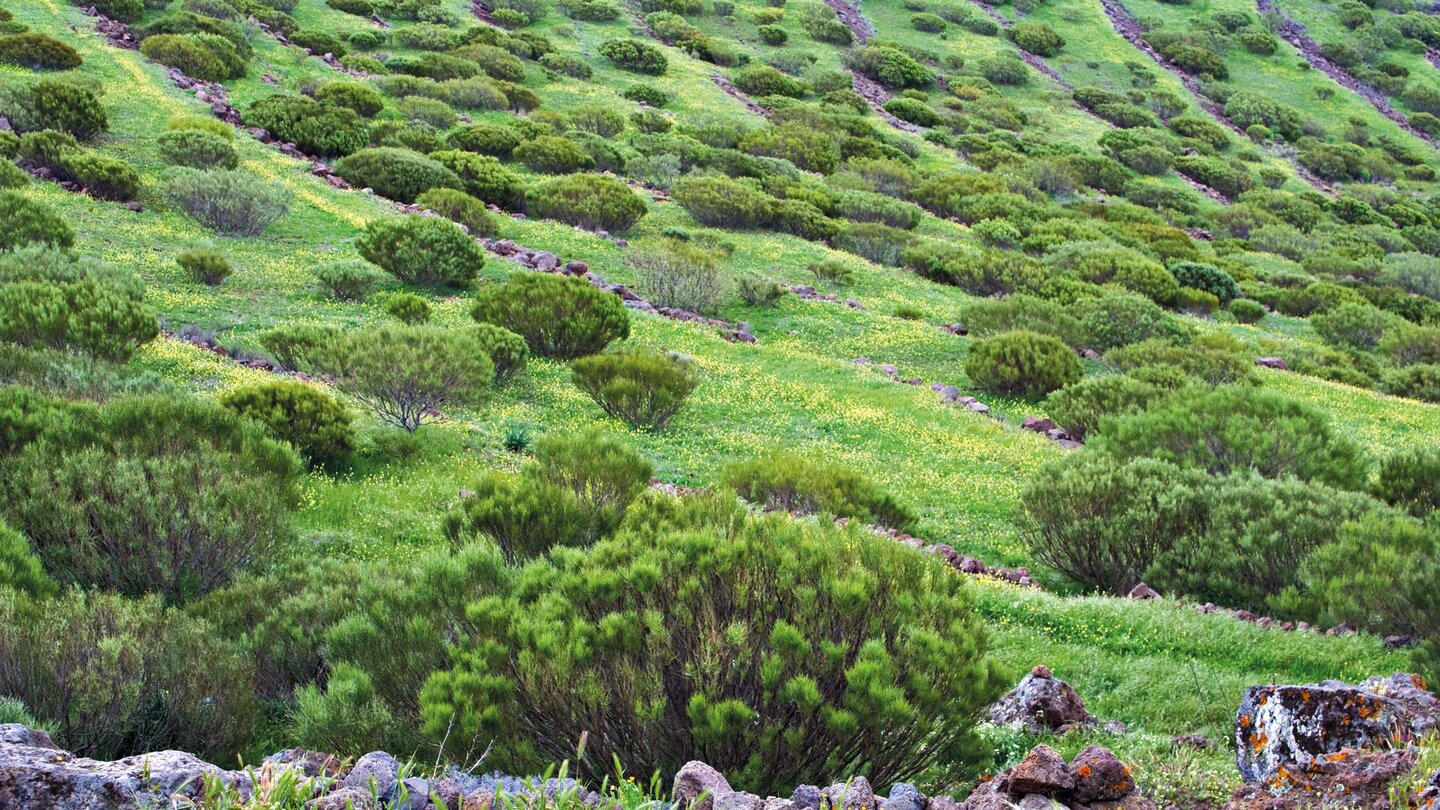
[140, 33, 245, 82]
[540, 52, 592, 79]
[472, 273, 630, 359]
[163, 169, 292, 236]
[1011, 22, 1064, 56]
[427, 150, 523, 208]
[0, 33, 83, 70]
[1105, 334, 1257, 387]
[243, 95, 368, 157]
[1229, 298, 1266, 323]
[672, 175, 775, 228]
[852, 44, 933, 88]
[27, 80, 108, 140]
[59, 152, 139, 202]
[1045, 374, 1171, 441]
[415, 188, 497, 236]
[628, 242, 726, 314]
[313, 259, 386, 302]
[599, 38, 669, 74]
[514, 134, 595, 174]
[737, 274, 788, 306]
[758, 24, 788, 44]
[472, 323, 529, 382]
[219, 380, 355, 471]
[722, 451, 916, 531]
[524, 173, 647, 232]
[572, 348, 699, 430]
[447, 122, 522, 156]
[1373, 446, 1440, 517]
[382, 292, 433, 324]
[176, 249, 233, 285]
[157, 129, 239, 170]
[357, 215, 485, 287]
[1076, 293, 1189, 351]
[1383, 363, 1440, 403]
[1170, 261, 1238, 303]
[965, 330, 1081, 400]
[315, 81, 385, 117]
[0, 517, 56, 599]
[334, 147, 461, 204]
[0, 191, 75, 252]
[957, 294, 1085, 346]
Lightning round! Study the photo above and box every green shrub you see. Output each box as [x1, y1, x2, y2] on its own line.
[1229, 298, 1266, 323]
[415, 188, 497, 236]
[628, 242, 727, 313]
[313, 259, 386, 302]
[220, 380, 355, 470]
[1373, 446, 1440, 517]
[1044, 373, 1171, 441]
[163, 169, 292, 236]
[244, 95, 368, 157]
[314, 325, 494, 432]
[834, 189, 924, 229]
[140, 33, 246, 82]
[883, 97, 941, 127]
[289, 29, 347, 57]
[734, 64, 808, 98]
[0, 589, 258, 759]
[539, 52, 593, 79]
[853, 44, 933, 88]
[1311, 302, 1401, 352]
[1170, 261, 1237, 303]
[259, 323, 340, 372]
[157, 129, 239, 170]
[0, 33, 83, 70]
[672, 175, 775, 228]
[315, 81, 385, 117]
[1241, 30, 1277, 54]
[1383, 363, 1440, 403]
[420, 494, 1000, 791]
[958, 294, 1084, 346]
[572, 348, 699, 430]
[758, 24, 789, 44]
[472, 273, 630, 359]
[0, 250, 156, 361]
[448, 122, 522, 157]
[472, 323, 529, 382]
[1105, 333, 1257, 387]
[559, 0, 623, 20]
[0, 191, 74, 252]
[525, 173, 647, 232]
[722, 451, 915, 531]
[737, 274, 787, 306]
[177, 249, 233, 285]
[334, 147, 461, 204]
[167, 114, 234, 140]
[623, 84, 671, 106]
[427, 150, 523, 208]
[1011, 21, 1064, 56]
[27, 80, 108, 140]
[382, 291, 433, 325]
[965, 330, 1081, 400]
[59, 152, 138, 202]
[1076, 293, 1189, 351]
[976, 55, 1028, 85]
[396, 96, 456, 130]
[0, 519, 57, 599]
[912, 12, 946, 31]
[357, 215, 485, 287]
[0, 394, 300, 603]
[1094, 385, 1369, 489]
[1173, 156, 1253, 199]
[599, 38, 669, 74]
[833, 222, 913, 266]
[0, 160, 27, 190]
[514, 134, 595, 174]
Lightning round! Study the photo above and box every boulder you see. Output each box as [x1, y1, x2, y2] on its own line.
[884, 782, 925, 810]
[343, 751, 402, 796]
[432, 778, 464, 810]
[1254, 357, 1288, 370]
[1015, 795, 1068, 809]
[675, 760, 732, 810]
[823, 776, 875, 810]
[791, 784, 823, 810]
[956, 778, 1011, 810]
[0, 724, 55, 749]
[1226, 748, 1415, 808]
[462, 789, 496, 810]
[764, 798, 798, 810]
[1126, 583, 1160, 600]
[309, 787, 380, 810]
[988, 667, 1092, 733]
[1067, 746, 1134, 803]
[1235, 675, 1438, 783]
[263, 747, 344, 778]
[715, 791, 764, 810]
[1007, 745, 1072, 796]
[0, 738, 248, 810]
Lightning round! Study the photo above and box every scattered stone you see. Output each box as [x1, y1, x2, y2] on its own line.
[462, 789, 496, 810]
[309, 788, 379, 810]
[1228, 748, 1416, 808]
[990, 667, 1092, 733]
[1068, 746, 1134, 803]
[1254, 357, 1289, 371]
[675, 761, 732, 810]
[823, 776, 875, 810]
[1127, 583, 1160, 600]
[791, 784, 823, 810]
[716, 792, 764, 810]
[1172, 734, 1210, 749]
[343, 751, 401, 796]
[1008, 745, 1072, 796]
[885, 783, 925, 810]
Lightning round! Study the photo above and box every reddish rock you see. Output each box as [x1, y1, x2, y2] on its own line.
[1254, 357, 1288, 370]
[1226, 748, 1415, 809]
[1068, 746, 1135, 803]
[1127, 583, 1161, 600]
[1007, 745, 1072, 796]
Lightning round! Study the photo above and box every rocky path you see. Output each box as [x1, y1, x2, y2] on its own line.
[1097, 0, 1336, 194]
[1257, 0, 1439, 147]
[711, 73, 771, 117]
[972, 3, 1073, 88]
[818, 0, 926, 133]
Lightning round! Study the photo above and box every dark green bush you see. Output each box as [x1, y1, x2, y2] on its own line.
[1170, 261, 1238, 303]
[420, 494, 1001, 792]
[27, 80, 108, 140]
[976, 55, 1028, 85]
[599, 38, 669, 74]
[357, 215, 485, 287]
[177, 249, 233, 285]
[289, 29, 347, 57]
[0, 190, 74, 252]
[0, 250, 156, 362]
[524, 173, 648, 232]
[1076, 293, 1189, 351]
[382, 291, 433, 324]
[758, 24, 788, 44]
[0, 516, 56, 599]
[0, 161, 25, 191]
[734, 64, 808, 97]
[447, 122, 523, 156]
[1383, 363, 1440, 403]
[415, 187, 497, 236]
[853, 44, 933, 88]
[244, 94, 369, 157]
[163, 169, 291, 236]
[958, 294, 1085, 346]
[672, 175, 775, 228]
[514, 134, 595, 174]
[0, 33, 83, 70]
[722, 451, 916, 531]
[965, 330, 1082, 400]
[539, 52, 593, 79]
[427, 149, 523, 207]
[140, 33, 246, 82]
[912, 12, 946, 32]
[883, 97, 941, 127]
[334, 147, 462, 204]
[1373, 446, 1440, 517]
[572, 348, 699, 430]
[623, 84, 671, 106]
[58, 152, 138, 202]
[472, 322, 529, 382]
[1229, 298, 1266, 323]
[1311, 301, 1400, 352]
[833, 221, 913, 266]
[1044, 373, 1171, 441]
[0, 589, 258, 760]
[1093, 384, 1369, 489]
[315, 81, 385, 117]
[312, 259, 386, 302]
[1011, 22, 1064, 56]
[472, 273, 630, 359]
[157, 129, 239, 170]
[219, 380, 355, 471]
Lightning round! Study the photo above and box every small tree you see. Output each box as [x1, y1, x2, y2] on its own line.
[572, 348, 699, 430]
[472, 273, 630, 359]
[320, 325, 495, 432]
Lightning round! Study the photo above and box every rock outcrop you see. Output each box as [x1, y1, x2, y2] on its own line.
[988, 666, 1093, 733]
[957, 744, 1151, 810]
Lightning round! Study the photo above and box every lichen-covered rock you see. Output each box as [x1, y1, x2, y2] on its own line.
[343, 751, 402, 796]
[1007, 745, 1072, 796]
[0, 739, 248, 810]
[0, 724, 55, 749]
[824, 776, 876, 810]
[675, 760, 733, 810]
[309, 787, 380, 810]
[1234, 677, 1433, 783]
[1226, 748, 1416, 809]
[1067, 746, 1134, 803]
[715, 790, 764, 810]
[988, 666, 1092, 733]
[791, 784, 823, 810]
[884, 782, 925, 810]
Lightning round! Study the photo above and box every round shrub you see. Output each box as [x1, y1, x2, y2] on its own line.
[599, 38, 669, 74]
[409, 151, 514, 208]
[0, 161, 27, 190]
[383, 292, 433, 324]
[912, 12, 946, 32]
[514, 135, 595, 174]
[1044, 373, 1169, 441]
[672, 175, 775, 228]
[313, 259, 386, 301]
[722, 451, 915, 531]
[28, 80, 108, 140]
[758, 24, 788, 44]
[472, 273, 630, 359]
[140, 33, 245, 82]
[1169, 261, 1238, 303]
[472, 322, 529, 382]
[572, 348, 699, 430]
[0, 33, 82, 70]
[1229, 298, 1266, 323]
[447, 122, 522, 156]
[177, 249, 233, 285]
[977, 55, 1027, 85]
[167, 114, 234, 140]
[882, 97, 941, 127]
[540, 52, 593, 79]
[1373, 446, 1440, 517]
[219, 380, 355, 471]
[419, 493, 999, 792]
[315, 81, 384, 117]
[334, 147, 462, 204]
[1011, 22, 1064, 56]
[157, 129, 239, 170]
[853, 44, 933, 88]
[1077, 293, 1189, 351]
[357, 216, 484, 287]
[734, 64, 807, 97]
[623, 84, 670, 106]
[164, 169, 291, 237]
[965, 330, 1082, 400]
[59, 153, 139, 202]
[244, 95, 369, 157]
[1383, 363, 1440, 403]
[289, 29, 347, 57]
[0, 191, 73, 252]
[415, 188, 497, 236]
[525, 173, 647, 233]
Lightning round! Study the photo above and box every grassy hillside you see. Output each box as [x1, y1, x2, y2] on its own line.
[2, 0, 1440, 800]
